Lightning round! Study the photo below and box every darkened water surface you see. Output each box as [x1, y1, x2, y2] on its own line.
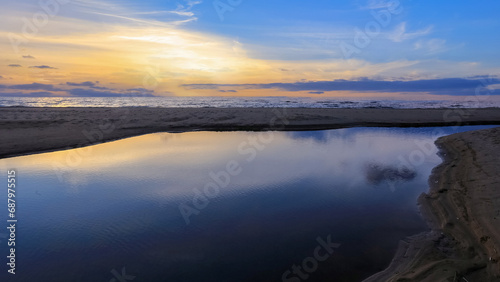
[0, 126, 496, 282]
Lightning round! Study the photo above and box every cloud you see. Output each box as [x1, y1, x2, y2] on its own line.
[127, 10, 194, 17]
[414, 39, 448, 54]
[88, 11, 196, 27]
[8, 64, 22, 68]
[127, 87, 154, 94]
[91, 86, 111, 90]
[66, 81, 97, 87]
[29, 65, 57, 69]
[29, 91, 56, 97]
[218, 90, 238, 93]
[363, 0, 399, 10]
[3, 82, 161, 97]
[184, 0, 202, 9]
[186, 84, 220, 90]
[72, 0, 200, 26]
[0, 91, 57, 97]
[68, 88, 116, 97]
[309, 91, 324, 94]
[22, 55, 35, 59]
[8, 83, 64, 91]
[0, 76, 3, 79]
[467, 75, 495, 80]
[68, 88, 156, 97]
[388, 22, 433, 42]
[66, 81, 113, 90]
[0, 82, 158, 97]
[183, 77, 500, 96]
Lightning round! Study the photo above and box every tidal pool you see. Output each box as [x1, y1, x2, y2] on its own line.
[0, 126, 496, 282]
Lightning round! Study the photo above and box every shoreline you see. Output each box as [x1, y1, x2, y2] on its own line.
[1, 107, 500, 159]
[1, 107, 500, 280]
[364, 127, 500, 281]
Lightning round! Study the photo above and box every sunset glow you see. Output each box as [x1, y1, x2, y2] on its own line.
[1, 0, 499, 98]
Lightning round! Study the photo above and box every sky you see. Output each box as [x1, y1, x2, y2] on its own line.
[0, 0, 499, 98]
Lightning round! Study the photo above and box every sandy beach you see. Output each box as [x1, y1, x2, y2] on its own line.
[1, 107, 500, 159]
[1, 107, 500, 280]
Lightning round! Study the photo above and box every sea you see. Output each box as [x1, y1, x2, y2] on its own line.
[0, 96, 499, 108]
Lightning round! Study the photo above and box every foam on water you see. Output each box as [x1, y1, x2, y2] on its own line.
[0, 96, 499, 108]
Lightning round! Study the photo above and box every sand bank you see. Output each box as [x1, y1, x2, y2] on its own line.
[1, 107, 500, 159]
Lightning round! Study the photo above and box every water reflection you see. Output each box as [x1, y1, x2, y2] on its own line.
[0, 126, 496, 282]
[364, 162, 417, 186]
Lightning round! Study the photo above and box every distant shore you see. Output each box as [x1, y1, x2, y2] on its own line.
[1, 107, 500, 159]
[365, 127, 500, 281]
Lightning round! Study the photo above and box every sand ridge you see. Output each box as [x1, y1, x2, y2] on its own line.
[1, 107, 500, 159]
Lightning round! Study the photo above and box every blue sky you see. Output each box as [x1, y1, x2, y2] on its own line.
[191, 0, 500, 63]
[0, 0, 499, 97]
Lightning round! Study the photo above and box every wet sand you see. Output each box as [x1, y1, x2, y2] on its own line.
[365, 127, 500, 281]
[1, 107, 500, 159]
